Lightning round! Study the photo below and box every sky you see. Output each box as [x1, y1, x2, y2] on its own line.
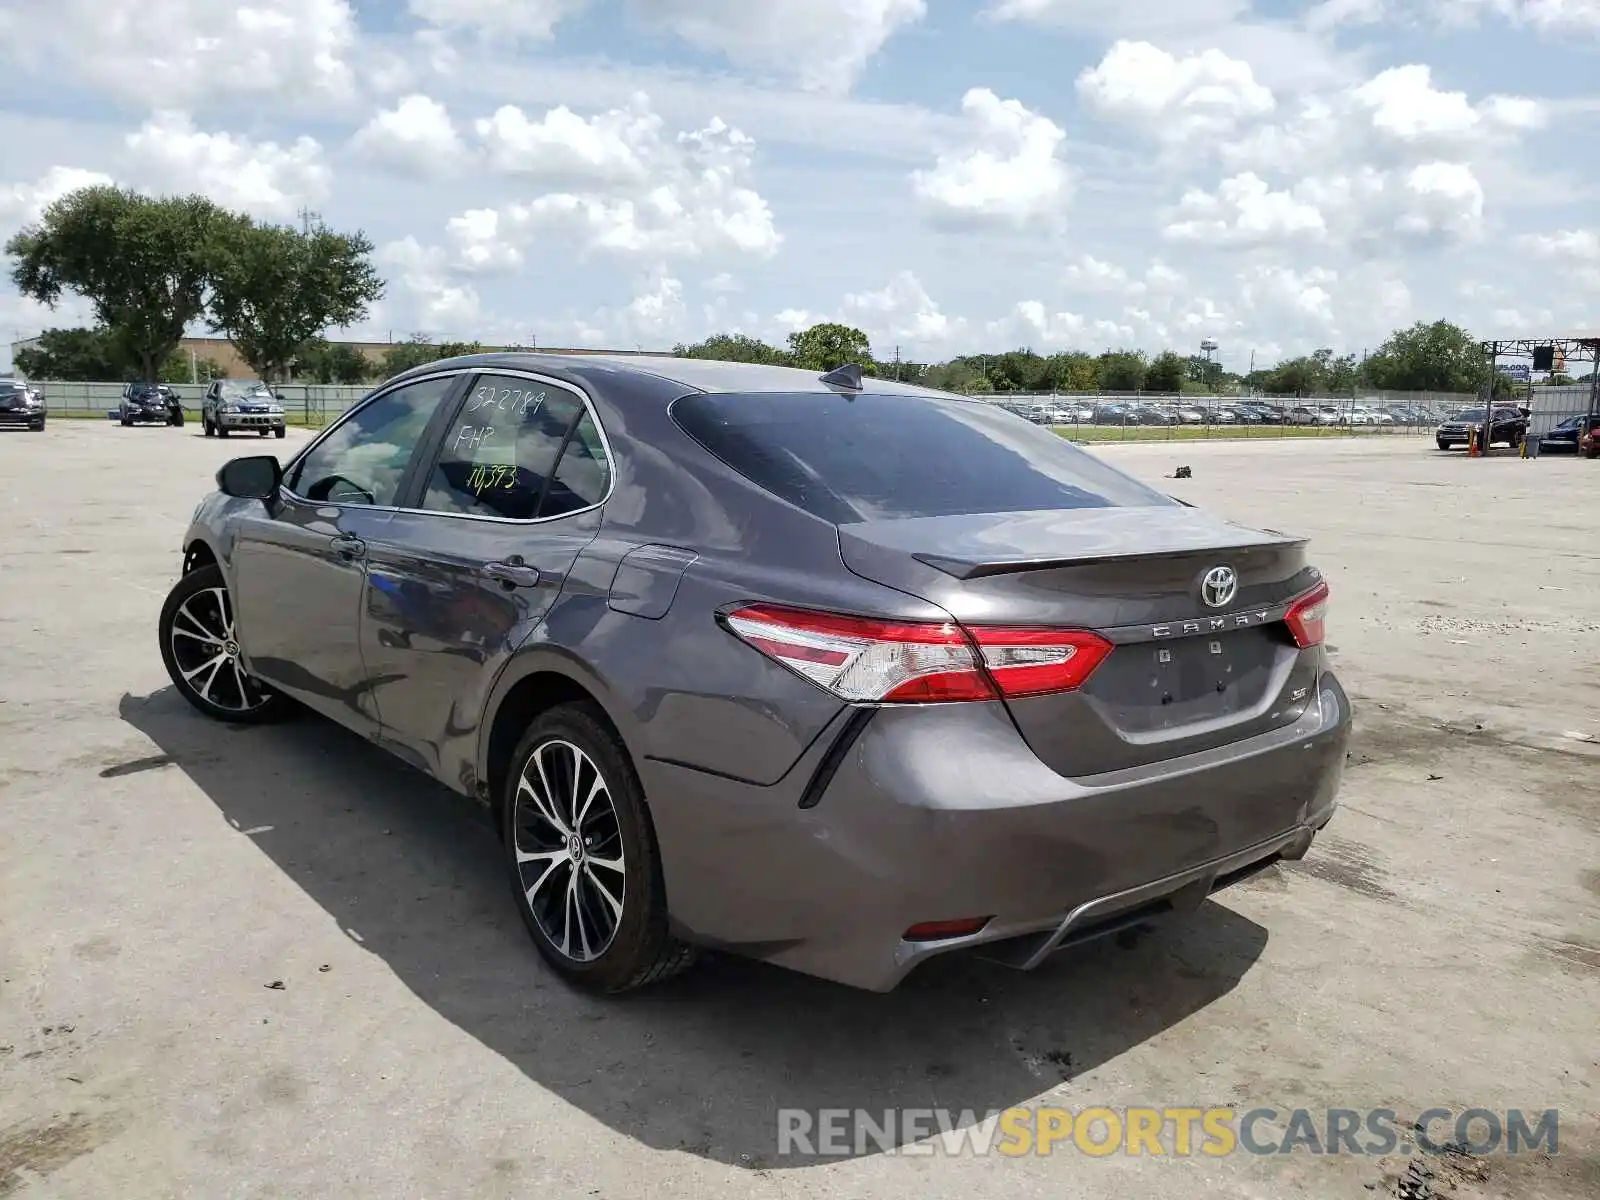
[1, 1, 1598, 376]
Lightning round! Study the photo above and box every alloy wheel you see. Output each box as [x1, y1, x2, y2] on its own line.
[512, 739, 627, 962]
[167, 585, 274, 713]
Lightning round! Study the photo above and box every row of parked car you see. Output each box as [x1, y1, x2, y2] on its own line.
[113, 381, 287, 438]
[1001, 399, 1447, 427]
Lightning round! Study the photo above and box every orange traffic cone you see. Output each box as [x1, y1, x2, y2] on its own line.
[1467, 428, 1479, 457]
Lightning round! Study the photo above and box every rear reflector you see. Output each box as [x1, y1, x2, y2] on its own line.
[904, 917, 992, 942]
[722, 604, 1113, 704]
[1284, 580, 1330, 648]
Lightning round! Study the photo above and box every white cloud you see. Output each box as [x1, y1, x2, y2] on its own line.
[911, 88, 1070, 227]
[434, 97, 779, 269]
[1436, 0, 1600, 32]
[1396, 161, 1484, 239]
[843, 270, 964, 352]
[377, 236, 482, 334]
[1517, 229, 1600, 260]
[125, 112, 329, 220]
[1076, 41, 1275, 141]
[409, 0, 587, 38]
[0, 166, 116, 234]
[1305, 0, 1391, 31]
[630, 0, 927, 93]
[1165, 173, 1328, 245]
[988, 0, 1250, 35]
[0, 0, 358, 109]
[1063, 255, 1138, 294]
[351, 95, 465, 177]
[476, 96, 657, 187]
[618, 270, 688, 342]
[987, 300, 1091, 349]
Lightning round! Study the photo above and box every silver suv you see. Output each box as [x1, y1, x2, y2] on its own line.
[202, 381, 286, 439]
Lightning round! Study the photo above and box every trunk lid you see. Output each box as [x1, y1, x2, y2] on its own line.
[837, 506, 1324, 778]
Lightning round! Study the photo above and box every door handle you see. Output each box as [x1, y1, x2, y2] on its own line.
[483, 560, 541, 589]
[330, 533, 365, 562]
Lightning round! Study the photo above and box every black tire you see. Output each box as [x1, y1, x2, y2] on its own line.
[217, 425, 230, 438]
[501, 703, 696, 992]
[28, 420, 44, 432]
[1436, 439, 1449, 451]
[158, 563, 290, 724]
[274, 427, 286, 439]
[120, 415, 132, 427]
[170, 412, 184, 427]
[203, 417, 215, 437]
[258, 429, 269, 437]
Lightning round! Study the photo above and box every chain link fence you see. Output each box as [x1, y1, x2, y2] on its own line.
[26, 379, 1599, 448]
[964, 391, 1491, 442]
[28, 380, 372, 426]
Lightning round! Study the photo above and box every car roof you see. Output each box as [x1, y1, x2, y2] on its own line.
[388, 352, 963, 400]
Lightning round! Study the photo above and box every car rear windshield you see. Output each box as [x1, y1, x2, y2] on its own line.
[670, 391, 1178, 523]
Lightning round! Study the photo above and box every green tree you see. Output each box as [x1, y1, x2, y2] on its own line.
[1145, 351, 1186, 393]
[1263, 356, 1323, 395]
[378, 335, 484, 379]
[675, 332, 791, 365]
[159, 351, 228, 384]
[206, 218, 384, 385]
[380, 334, 443, 377]
[13, 327, 129, 381]
[921, 359, 985, 393]
[786, 322, 875, 372]
[1363, 320, 1487, 392]
[1048, 351, 1099, 392]
[7, 185, 233, 382]
[296, 337, 374, 384]
[1096, 349, 1147, 391]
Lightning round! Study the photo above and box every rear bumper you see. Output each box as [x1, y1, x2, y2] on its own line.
[645, 672, 1352, 991]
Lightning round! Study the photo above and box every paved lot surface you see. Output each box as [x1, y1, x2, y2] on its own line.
[2, 422, 1597, 1198]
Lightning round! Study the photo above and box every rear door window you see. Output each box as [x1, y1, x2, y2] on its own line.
[671, 391, 1177, 523]
[419, 374, 595, 520]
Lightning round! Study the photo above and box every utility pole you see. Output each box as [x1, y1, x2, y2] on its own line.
[893, 345, 901, 381]
[297, 207, 322, 234]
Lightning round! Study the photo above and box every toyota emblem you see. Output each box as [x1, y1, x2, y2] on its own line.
[1200, 565, 1238, 609]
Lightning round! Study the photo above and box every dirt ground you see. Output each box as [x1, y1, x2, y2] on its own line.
[1, 422, 1596, 1199]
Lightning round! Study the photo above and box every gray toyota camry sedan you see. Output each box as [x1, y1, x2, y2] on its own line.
[159, 354, 1351, 993]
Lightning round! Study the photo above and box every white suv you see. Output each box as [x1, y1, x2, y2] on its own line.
[202, 381, 286, 438]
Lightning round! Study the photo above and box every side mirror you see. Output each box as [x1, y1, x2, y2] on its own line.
[216, 455, 282, 501]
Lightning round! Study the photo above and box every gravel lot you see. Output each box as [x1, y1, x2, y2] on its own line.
[2, 422, 1597, 1199]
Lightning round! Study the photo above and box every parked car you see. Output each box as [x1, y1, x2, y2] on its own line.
[1583, 424, 1600, 459]
[1536, 413, 1600, 455]
[157, 355, 1351, 994]
[1236, 402, 1284, 424]
[203, 380, 287, 438]
[1094, 403, 1139, 425]
[1285, 406, 1318, 425]
[0, 381, 46, 431]
[119, 382, 184, 427]
[1057, 403, 1096, 423]
[1435, 406, 1527, 451]
[1207, 406, 1237, 424]
[1134, 404, 1178, 426]
[1175, 405, 1206, 425]
[1312, 406, 1342, 425]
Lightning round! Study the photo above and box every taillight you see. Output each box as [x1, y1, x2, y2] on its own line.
[968, 626, 1113, 697]
[1284, 580, 1330, 648]
[722, 604, 1112, 703]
